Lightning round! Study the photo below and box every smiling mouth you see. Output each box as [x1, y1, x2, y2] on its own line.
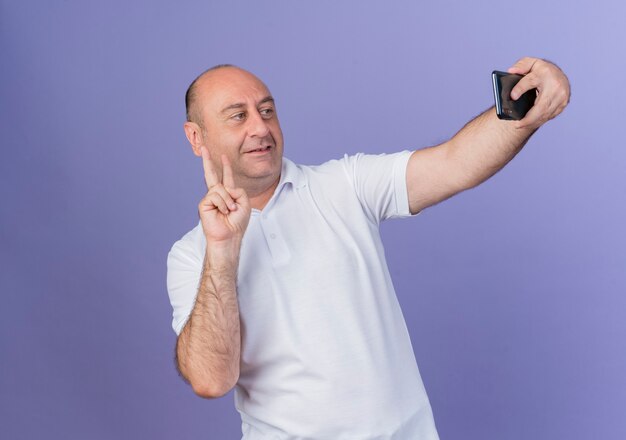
[246, 146, 272, 153]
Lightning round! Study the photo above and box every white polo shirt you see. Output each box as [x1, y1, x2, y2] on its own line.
[167, 151, 440, 440]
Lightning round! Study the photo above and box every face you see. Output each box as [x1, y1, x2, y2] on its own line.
[186, 67, 284, 191]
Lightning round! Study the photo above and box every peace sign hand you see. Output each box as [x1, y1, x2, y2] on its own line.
[198, 147, 251, 247]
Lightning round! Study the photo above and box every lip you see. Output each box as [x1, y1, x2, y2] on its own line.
[244, 145, 272, 154]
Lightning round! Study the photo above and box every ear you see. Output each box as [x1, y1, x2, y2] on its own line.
[183, 121, 204, 157]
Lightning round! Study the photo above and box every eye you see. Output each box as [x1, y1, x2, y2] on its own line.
[260, 108, 274, 119]
[231, 112, 246, 121]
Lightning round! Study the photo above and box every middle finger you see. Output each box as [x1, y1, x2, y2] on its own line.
[201, 146, 220, 190]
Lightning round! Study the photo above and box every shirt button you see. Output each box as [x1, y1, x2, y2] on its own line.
[270, 233, 277, 239]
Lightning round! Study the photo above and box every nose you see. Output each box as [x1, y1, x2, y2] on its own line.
[247, 110, 270, 138]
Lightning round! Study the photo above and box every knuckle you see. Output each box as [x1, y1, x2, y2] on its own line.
[522, 74, 536, 86]
[543, 100, 553, 115]
[200, 193, 212, 204]
[209, 194, 223, 206]
[538, 64, 551, 76]
[208, 185, 224, 196]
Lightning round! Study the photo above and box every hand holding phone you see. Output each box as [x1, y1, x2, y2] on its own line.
[492, 70, 537, 120]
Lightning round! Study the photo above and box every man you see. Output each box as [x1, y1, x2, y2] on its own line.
[167, 60, 570, 439]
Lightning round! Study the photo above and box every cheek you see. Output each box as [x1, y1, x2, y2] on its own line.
[269, 122, 284, 143]
[215, 130, 246, 152]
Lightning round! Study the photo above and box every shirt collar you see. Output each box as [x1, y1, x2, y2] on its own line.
[250, 156, 307, 215]
[276, 156, 306, 190]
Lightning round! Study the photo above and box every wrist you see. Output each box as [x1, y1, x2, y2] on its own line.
[204, 238, 242, 272]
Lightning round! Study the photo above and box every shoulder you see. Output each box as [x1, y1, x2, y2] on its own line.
[293, 151, 412, 182]
[287, 153, 380, 185]
[167, 221, 205, 267]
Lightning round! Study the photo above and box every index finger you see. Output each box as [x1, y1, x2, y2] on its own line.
[510, 74, 538, 101]
[221, 154, 236, 189]
[201, 146, 219, 189]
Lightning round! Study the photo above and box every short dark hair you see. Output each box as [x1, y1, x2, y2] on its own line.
[185, 64, 236, 125]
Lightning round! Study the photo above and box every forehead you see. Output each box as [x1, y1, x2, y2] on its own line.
[196, 68, 272, 114]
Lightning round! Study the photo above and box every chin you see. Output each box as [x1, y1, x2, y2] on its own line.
[242, 163, 280, 181]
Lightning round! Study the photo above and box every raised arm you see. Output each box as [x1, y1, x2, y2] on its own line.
[175, 147, 251, 398]
[406, 57, 571, 214]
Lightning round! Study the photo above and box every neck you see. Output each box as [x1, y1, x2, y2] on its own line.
[246, 177, 280, 210]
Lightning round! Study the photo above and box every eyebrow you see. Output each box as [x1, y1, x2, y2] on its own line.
[219, 96, 275, 114]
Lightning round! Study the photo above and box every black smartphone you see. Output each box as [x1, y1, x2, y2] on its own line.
[492, 70, 536, 120]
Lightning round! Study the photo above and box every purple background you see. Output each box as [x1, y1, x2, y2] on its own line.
[1, 1, 625, 439]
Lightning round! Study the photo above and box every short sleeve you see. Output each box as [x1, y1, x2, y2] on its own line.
[341, 150, 416, 224]
[166, 223, 205, 335]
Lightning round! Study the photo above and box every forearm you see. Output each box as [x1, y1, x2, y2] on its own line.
[176, 243, 241, 398]
[447, 106, 536, 190]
